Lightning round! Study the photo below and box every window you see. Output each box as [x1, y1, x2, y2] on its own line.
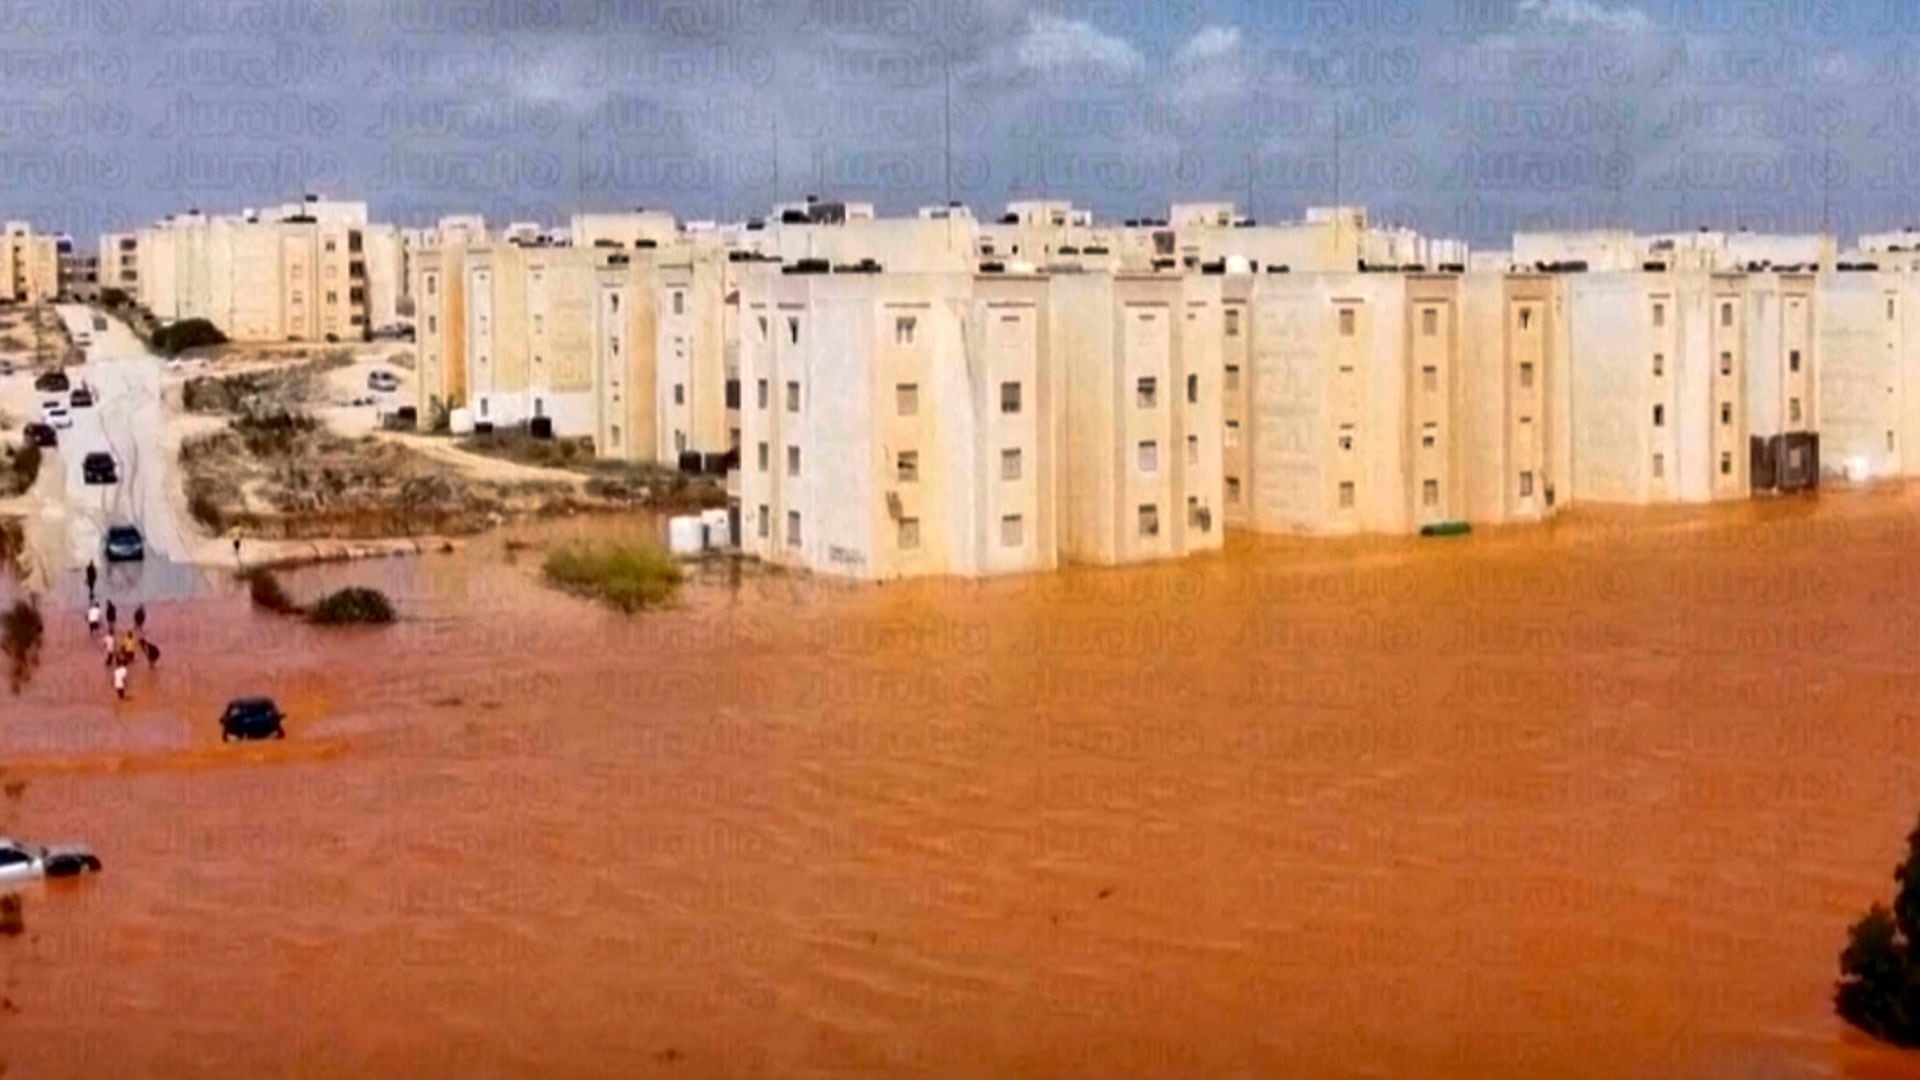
[1652, 302, 1664, 328]
[1338, 307, 1355, 336]
[610, 424, 621, 447]
[1422, 479, 1439, 507]
[1137, 377, 1158, 408]
[1652, 453, 1665, 479]
[787, 317, 800, 344]
[1653, 353, 1664, 377]
[1653, 404, 1665, 427]
[672, 291, 684, 315]
[1225, 309, 1241, 337]
[757, 379, 768, 409]
[610, 294, 619, 313]
[897, 383, 919, 416]
[1338, 481, 1355, 508]
[1720, 352, 1732, 376]
[1422, 308, 1438, 336]
[898, 517, 920, 550]
[1422, 365, 1438, 393]
[1520, 362, 1535, 390]
[1790, 349, 1801, 373]
[1720, 402, 1732, 426]
[1421, 423, 1437, 449]
[787, 511, 801, 546]
[426, 315, 437, 334]
[479, 398, 489, 418]
[787, 445, 801, 477]
[673, 383, 685, 406]
[1186, 373, 1197, 404]
[1519, 471, 1534, 497]
[757, 441, 769, 471]
[1789, 446, 1807, 470]
[674, 430, 686, 453]
[1138, 504, 1160, 537]
[1519, 307, 1532, 330]
[895, 316, 916, 344]
[1225, 365, 1241, 392]
[1186, 434, 1199, 466]
[1720, 451, 1732, 476]
[1226, 476, 1241, 502]
[1338, 427, 1354, 452]
[1721, 302, 1733, 327]
[1137, 440, 1158, 474]
[786, 381, 800, 412]
[325, 290, 337, 304]
[1225, 420, 1241, 448]
[1001, 381, 1022, 414]
[1790, 397, 1802, 423]
[426, 276, 436, 297]
[757, 505, 769, 538]
[897, 450, 919, 483]
[1001, 448, 1022, 480]
[1001, 514, 1024, 547]
[757, 316, 768, 341]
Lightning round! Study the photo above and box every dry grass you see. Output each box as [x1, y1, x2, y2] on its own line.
[542, 540, 684, 613]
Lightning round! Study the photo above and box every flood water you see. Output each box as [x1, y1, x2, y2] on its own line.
[6, 496, 1920, 1078]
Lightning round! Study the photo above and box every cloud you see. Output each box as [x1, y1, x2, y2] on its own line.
[1174, 25, 1242, 69]
[1012, 14, 1146, 79]
[1515, 0, 1654, 34]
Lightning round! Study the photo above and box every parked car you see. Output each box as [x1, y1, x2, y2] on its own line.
[0, 359, 14, 376]
[22, 422, 55, 447]
[92, 314, 107, 332]
[366, 370, 399, 393]
[220, 698, 286, 742]
[33, 369, 68, 393]
[70, 385, 94, 408]
[103, 524, 144, 562]
[82, 452, 117, 485]
[0, 838, 103, 885]
[42, 402, 71, 429]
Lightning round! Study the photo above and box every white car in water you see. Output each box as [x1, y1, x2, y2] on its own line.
[41, 400, 72, 429]
[0, 838, 102, 885]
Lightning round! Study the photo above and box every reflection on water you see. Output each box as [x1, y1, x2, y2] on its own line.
[5, 502, 1920, 1077]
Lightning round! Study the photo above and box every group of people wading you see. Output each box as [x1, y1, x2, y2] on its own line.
[83, 560, 159, 700]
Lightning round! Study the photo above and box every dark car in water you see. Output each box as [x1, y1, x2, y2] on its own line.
[70, 385, 94, 408]
[82, 452, 116, 485]
[33, 369, 68, 393]
[220, 698, 286, 742]
[22, 422, 55, 448]
[103, 524, 144, 562]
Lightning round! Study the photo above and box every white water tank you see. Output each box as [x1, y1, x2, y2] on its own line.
[699, 508, 730, 550]
[448, 407, 473, 435]
[668, 515, 705, 556]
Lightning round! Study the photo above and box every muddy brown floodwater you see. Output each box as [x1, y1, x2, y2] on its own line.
[7, 495, 1920, 1078]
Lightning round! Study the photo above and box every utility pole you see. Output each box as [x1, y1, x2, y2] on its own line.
[943, 48, 953, 207]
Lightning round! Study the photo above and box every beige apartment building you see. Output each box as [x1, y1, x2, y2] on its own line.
[737, 269, 1061, 580]
[1459, 273, 1573, 525]
[137, 198, 399, 343]
[1051, 270, 1225, 563]
[99, 232, 138, 297]
[1818, 262, 1919, 482]
[655, 250, 731, 462]
[1, 223, 59, 303]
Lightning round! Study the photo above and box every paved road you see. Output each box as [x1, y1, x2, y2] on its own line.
[31, 305, 209, 603]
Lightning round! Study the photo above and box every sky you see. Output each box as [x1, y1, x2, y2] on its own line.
[1, 0, 1914, 245]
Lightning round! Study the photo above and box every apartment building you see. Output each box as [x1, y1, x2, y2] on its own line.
[137, 198, 396, 342]
[1818, 263, 1917, 482]
[1566, 270, 1754, 505]
[56, 237, 98, 302]
[437, 241, 604, 434]
[0, 223, 58, 303]
[590, 247, 665, 462]
[1169, 204, 1469, 275]
[99, 232, 138, 297]
[571, 210, 678, 250]
[655, 250, 730, 462]
[737, 268, 1059, 580]
[1052, 270, 1224, 562]
[1459, 273, 1573, 525]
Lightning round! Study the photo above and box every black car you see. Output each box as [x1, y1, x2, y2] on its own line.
[103, 524, 144, 562]
[70, 386, 94, 408]
[220, 698, 286, 742]
[22, 422, 55, 448]
[82, 452, 116, 485]
[33, 370, 69, 393]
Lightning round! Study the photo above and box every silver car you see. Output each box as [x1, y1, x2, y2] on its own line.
[0, 838, 103, 885]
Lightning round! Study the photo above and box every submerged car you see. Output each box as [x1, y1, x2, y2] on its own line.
[82, 452, 117, 485]
[22, 422, 55, 448]
[366, 370, 399, 393]
[33, 369, 69, 393]
[103, 524, 144, 562]
[42, 402, 71, 430]
[0, 838, 103, 885]
[70, 385, 94, 408]
[220, 698, 286, 742]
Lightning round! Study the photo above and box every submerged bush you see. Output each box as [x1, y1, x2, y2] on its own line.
[2, 439, 40, 497]
[2, 598, 44, 694]
[1838, 812, 1920, 1045]
[307, 587, 396, 626]
[542, 540, 683, 613]
[150, 317, 227, 356]
[242, 568, 302, 616]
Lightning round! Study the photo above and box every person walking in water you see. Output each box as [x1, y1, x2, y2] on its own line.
[133, 604, 146, 632]
[86, 601, 102, 635]
[84, 560, 97, 601]
[120, 629, 138, 665]
[105, 600, 117, 633]
[112, 660, 128, 699]
[142, 637, 160, 669]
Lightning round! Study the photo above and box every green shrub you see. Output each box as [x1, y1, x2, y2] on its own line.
[1838, 812, 1920, 1045]
[151, 317, 228, 357]
[307, 586, 396, 626]
[542, 540, 682, 613]
[242, 569, 302, 615]
[2, 439, 39, 496]
[2, 597, 44, 694]
[99, 287, 130, 308]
